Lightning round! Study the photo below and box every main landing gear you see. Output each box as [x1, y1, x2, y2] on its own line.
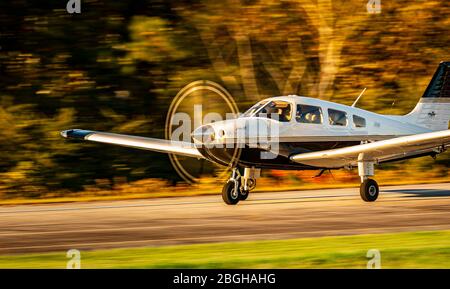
[222, 167, 259, 205]
[358, 155, 379, 202]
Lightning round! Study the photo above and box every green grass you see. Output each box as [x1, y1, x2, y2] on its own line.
[2, 230, 450, 269]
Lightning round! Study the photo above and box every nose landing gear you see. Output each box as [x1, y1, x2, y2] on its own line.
[222, 167, 259, 205]
[222, 179, 241, 205]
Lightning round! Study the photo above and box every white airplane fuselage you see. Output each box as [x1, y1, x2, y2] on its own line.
[192, 95, 433, 170]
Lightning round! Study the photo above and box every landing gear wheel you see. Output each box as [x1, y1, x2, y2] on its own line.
[360, 178, 379, 202]
[239, 189, 249, 200]
[222, 181, 240, 205]
[240, 178, 255, 201]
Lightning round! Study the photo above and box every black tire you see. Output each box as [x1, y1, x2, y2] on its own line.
[360, 179, 379, 202]
[240, 178, 255, 200]
[239, 189, 249, 200]
[222, 181, 240, 205]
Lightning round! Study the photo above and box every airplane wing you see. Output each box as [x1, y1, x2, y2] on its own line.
[60, 129, 204, 159]
[290, 130, 450, 168]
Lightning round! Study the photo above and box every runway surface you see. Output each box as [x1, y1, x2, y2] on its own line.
[0, 183, 449, 254]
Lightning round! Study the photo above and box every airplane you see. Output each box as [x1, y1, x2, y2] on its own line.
[61, 61, 450, 205]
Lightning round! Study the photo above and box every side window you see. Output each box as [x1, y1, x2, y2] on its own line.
[296, 105, 323, 124]
[328, 109, 347, 126]
[353, 115, 366, 128]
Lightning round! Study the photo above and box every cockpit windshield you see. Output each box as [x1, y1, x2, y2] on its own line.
[241, 100, 268, 117]
[242, 100, 292, 122]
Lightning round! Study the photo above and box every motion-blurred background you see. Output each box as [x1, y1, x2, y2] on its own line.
[0, 0, 448, 201]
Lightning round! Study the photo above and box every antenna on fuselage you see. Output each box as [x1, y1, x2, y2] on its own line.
[351, 88, 367, 107]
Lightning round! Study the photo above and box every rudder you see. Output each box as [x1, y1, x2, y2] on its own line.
[404, 61, 450, 131]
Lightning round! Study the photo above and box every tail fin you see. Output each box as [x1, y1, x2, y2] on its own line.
[404, 61, 450, 131]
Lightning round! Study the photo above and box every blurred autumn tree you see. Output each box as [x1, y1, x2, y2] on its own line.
[0, 0, 448, 198]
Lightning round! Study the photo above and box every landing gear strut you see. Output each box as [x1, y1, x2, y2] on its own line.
[222, 167, 259, 205]
[358, 155, 379, 202]
[222, 168, 241, 205]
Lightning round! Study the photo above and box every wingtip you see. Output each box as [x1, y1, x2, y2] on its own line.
[60, 129, 94, 140]
[60, 130, 69, 138]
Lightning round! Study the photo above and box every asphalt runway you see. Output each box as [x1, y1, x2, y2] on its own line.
[0, 183, 449, 254]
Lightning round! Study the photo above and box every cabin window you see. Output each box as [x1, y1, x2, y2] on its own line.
[254, 100, 292, 122]
[296, 104, 323, 124]
[328, 109, 347, 126]
[353, 115, 366, 128]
